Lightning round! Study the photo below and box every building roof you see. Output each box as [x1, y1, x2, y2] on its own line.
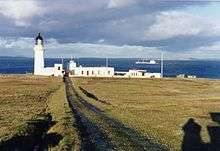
[35, 33, 43, 45]
[129, 69, 147, 72]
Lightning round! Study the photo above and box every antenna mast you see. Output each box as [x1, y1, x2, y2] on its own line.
[161, 52, 164, 78]
[61, 57, 64, 66]
[106, 58, 108, 67]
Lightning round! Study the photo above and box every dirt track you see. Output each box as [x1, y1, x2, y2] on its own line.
[65, 77, 169, 151]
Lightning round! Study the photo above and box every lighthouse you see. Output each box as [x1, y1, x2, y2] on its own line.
[33, 33, 64, 77]
[34, 33, 44, 75]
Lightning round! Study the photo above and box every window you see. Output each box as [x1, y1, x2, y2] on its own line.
[92, 71, 94, 75]
[58, 67, 61, 70]
[98, 70, 100, 75]
[87, 71, 89, 76]
[82, 71, 84, 75]
[108, 71, 110, 75]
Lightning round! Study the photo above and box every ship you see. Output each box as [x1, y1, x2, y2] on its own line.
[135, 59, 157, 65]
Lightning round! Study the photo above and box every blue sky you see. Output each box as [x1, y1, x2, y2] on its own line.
[0, 0, 220, 59]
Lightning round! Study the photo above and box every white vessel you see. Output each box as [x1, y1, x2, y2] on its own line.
[135, 59, 157, 64]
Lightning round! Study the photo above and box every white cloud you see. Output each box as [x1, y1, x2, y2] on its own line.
[1, 36, 220, 59]
[45, 38, 161, 58]
[0, 36, 161, 58]
[0, 0, 45, 27]
[0, 37, 33, 49]
[97, 39, 105, 43]
[197, 41, 220, 51]
[145, 11, 220, 40]
[107, 0, 138, 8]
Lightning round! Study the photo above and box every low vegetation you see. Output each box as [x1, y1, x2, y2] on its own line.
[1, 75, 220, 150]
[0, 75, 78, 150]
[72, 77, 220, 150]
[47, 84, 80, 150]
[0, 75, 61, 141]
[66, 77, 167, 150]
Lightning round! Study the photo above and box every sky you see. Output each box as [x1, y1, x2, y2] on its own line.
[0, 0, 220, 59]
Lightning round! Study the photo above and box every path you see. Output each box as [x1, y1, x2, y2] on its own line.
[65, 77, 169, 151]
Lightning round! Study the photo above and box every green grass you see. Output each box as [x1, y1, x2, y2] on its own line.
[2, 75, 219, 150]
[47, 84, 80, 150]
[72, 77, 220, 150]
[0, 75, 62, 141]
[0, 75, 79, 150]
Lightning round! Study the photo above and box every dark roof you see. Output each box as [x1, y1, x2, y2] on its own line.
[36, 33, 43, 40]
[35, 33, 43, 45]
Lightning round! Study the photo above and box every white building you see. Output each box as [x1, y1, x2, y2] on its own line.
[68, 59, 114, 77]
[68, 59, 161, 78]
[124, 69, 161, 78]
[176, 74, 197, 79]
[34, 33, 63, 77]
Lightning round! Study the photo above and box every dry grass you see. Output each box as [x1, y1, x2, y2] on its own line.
[72, 77, 220, 150]
[47, 84, 80, 151]
[0, 75, 62, 141]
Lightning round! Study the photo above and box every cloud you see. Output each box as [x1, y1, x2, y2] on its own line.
[0, 36, 161, 58]
[45, 38, 162, 58]
[0, 0, 45, 27]
[1, 36, 220, 59]
[0, 1, 219, 59]
[197, 41, 220, 51]
[0, 37, 33, 49]
[107, 0, 138, 8]
[145, 11, 220, 40]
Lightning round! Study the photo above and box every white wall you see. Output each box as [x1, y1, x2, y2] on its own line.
[70, 67, 114, 77]
[42, 67, 54, 76]
[34, 42, 44, 75]
[54, 64, 63, 77]
[36, 65, 63, 77]
[125, 70, 145, 78]
[69, 60, 77, 70]
[144, 73, 161, 78]
[125, 70, 161, 78]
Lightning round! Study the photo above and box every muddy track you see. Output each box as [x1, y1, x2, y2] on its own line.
[65, 77, 169, 151]
[65, 77, 114, 151]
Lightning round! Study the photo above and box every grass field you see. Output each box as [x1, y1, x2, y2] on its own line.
[0, 75, 62, 141]
[1, 75, 220, 150]
[72, 77, 220, 150]
[47, 84, 80, 150]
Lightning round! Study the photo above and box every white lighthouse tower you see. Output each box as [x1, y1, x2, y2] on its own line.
[33, 33, 64, 77]
[34, 33, 44, 75]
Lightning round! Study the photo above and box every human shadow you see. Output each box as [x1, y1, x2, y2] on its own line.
[0, 113, 62, 151]
[207, 112, 220, 151]
[182, 118, 204, 151]
[182, 113, 220, 151]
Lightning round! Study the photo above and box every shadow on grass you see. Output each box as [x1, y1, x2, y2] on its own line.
[0, 113, 62, 151]
[182, 112, 220, 151]
[79, 86, 111, 105]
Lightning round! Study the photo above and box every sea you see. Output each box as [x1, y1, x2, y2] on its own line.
[1, 57, 220, 79]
